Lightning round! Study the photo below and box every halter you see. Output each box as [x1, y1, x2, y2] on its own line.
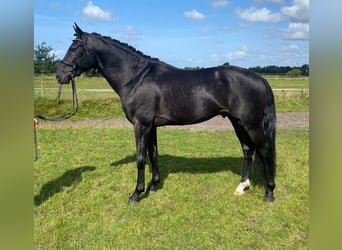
[60, 37, 88, 80]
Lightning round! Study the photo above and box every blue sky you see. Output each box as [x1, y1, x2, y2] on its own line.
[34, 0, 309, 68]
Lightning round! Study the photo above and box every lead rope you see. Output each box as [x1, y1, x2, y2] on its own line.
[34, 118, 39, 161]
[35, 78, 78, 121]
[34, 78, 78, 161]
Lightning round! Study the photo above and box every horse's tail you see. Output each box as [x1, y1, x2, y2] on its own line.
[254, 78, 276, 183]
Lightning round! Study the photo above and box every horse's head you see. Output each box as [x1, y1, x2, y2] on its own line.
[56, 23, 96, 84]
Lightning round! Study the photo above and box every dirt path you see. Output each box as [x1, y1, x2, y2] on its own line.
[40, 112, 309, 131]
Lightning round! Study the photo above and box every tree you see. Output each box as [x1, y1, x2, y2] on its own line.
[300, 64, 309, 76]
[34, 42, 58, 74]
[286, 68, 302, 78]
[84, 68, 101, 77]
[183, 66, 202, 70]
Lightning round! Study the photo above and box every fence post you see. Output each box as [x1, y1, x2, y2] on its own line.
[56, 84, 62, 105]
[40, 83, 44, 97]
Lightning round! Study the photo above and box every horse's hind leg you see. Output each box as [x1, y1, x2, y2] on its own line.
[247, 128, 276, 202]
[146, 126, 160, 194]
[256, 146, 276, 202]
[234, 143, 254, 195]
[229, 118, 254, 195]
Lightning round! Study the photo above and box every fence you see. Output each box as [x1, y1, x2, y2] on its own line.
[34, 87, 309, 95]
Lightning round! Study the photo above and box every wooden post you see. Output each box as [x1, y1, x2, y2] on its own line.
[40, 83, 44, 97]
[56, 84, 62, 105]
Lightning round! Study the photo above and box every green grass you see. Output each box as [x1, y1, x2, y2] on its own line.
[34, 75, 124, 119]
[266, 76, 309, 112]
[264, 75, 309, 89]
[34, 75, 309, 120]
[273, 90, 309, 112]
[34, 127, 309, 249]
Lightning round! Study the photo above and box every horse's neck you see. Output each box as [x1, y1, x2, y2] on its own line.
[95, 49, 148, 97]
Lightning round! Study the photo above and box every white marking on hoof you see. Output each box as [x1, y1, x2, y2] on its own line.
[233, 179, 251, 196]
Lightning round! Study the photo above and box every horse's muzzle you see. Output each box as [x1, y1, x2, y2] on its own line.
[55, 73, 71, 84]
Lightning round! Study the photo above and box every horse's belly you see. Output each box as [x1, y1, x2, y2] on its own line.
[155, 102, 224, 126]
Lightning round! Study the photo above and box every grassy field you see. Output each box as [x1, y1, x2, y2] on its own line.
[34, 75, 309, 119]
[262, 75, 308, 89]
[34, 127, 309, 249]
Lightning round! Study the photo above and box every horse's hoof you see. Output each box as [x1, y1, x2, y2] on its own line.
[233, 179, 250, 196]
[128, 195, 140, 204]
[146, 184, 157, 194]
[264, 193, 275, 202]
[233, 190, 244, 196]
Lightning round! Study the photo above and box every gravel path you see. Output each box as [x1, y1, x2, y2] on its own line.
[39, 112, 309, 132]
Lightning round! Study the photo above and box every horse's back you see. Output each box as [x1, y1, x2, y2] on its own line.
[143, 65, 269, 126]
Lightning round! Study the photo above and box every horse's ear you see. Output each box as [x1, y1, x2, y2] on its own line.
[73, 23, 85, 39]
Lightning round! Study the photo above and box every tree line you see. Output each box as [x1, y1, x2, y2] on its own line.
[185, 63, 309, 77]
[34, 42, 309, 77]
[248, 64, 309, 77]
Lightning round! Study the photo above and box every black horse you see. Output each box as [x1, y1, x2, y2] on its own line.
[56, 24, 276, 203]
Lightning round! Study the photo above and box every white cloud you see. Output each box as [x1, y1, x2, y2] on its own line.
[209, 0, 229, 8]
[283, 22, 309, 40]
[210, 46, 249, 64]
[82, 1, 119, 22]
[220, 46, 248, 63]
[51, 49, 65, 59]
[121, 26, 141, 42]
[287, 44, 299, 51]
[210, 53, 221, 61]
[224, 46, 249, 61]
[236, 7, 283, 23]
[184, 9, 206, 20]
[281, 0, 310, 40]
[281, 0, 309, 23]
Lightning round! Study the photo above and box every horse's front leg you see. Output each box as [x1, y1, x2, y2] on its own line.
[146, 126, 160, 194]
[128, 123, 151, 203]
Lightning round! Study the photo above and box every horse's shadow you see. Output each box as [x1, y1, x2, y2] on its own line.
[34, 166, 96, 206]
[111, 154, 246, 200]
[34, 156, 256, 205]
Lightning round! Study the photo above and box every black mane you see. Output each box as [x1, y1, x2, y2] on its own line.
[90, 32, 160, 63]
